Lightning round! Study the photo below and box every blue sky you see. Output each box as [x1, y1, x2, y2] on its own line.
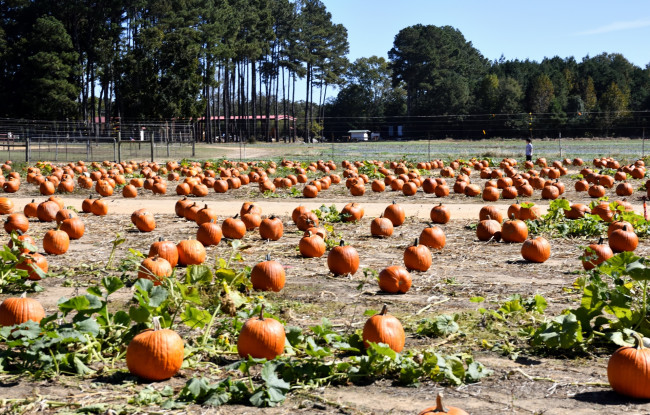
[322, 0, 650, 68]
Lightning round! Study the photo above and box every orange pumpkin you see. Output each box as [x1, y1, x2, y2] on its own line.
[417, 393, 469, 415]
[378, 266, 412, 294]
[250, 255, 286, 292]
[0, 293, 46, 327]
[126, 317, 184, 381]
[327, 240, 359, 275]
[237, 305, 285, 360]
[521, 237, 551, 263]
[608, 332, 650, 399]
[362, 305, 405, 352]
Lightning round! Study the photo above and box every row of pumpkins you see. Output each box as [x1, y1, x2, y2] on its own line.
[2, 155, 646, 203]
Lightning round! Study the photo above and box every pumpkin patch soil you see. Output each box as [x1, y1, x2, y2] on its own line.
[1, 171, 649, 413]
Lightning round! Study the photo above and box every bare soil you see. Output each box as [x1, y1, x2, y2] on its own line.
[1, 166, 649, 414]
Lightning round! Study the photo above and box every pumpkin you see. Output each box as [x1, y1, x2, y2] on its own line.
[60, 213, 85, 240]
[131, 209, 156, 232]
[251, 254, 286, 292]
[327, 240, 360, 275]
[296, 211, 319, 231]
[195, 204, 218, 225]
[138, 256, 173, 285]
[417, 393, 469, 415]
[478, 205, 503, 223]
[482, 186, 500, 202]
[519, 203, 541, 221]
[175, 197, 193, 217]
[4, 213, 29, 234]
[126, 317, 184, 381]
[241, 210, 262, 231]
[81, 196, 94, 213]
[342, 202, 364, 222]
[149, 238, 179, 268]
[299, 231, 327, 258]
[609, 225, 638, 253]
[370, 215, 394, 238]
[23, 199, 37, 218]
[521, 237, 551, 263]
[582, 238, 614, 270]
[8, 232, 36, 254]
[608, 220, 633, 238]
[607, 332, 650, 399]
[36, 200, 60, 222]
[588, 184, 606, 198]
[362, 305, 405, 353]
[506, 201, 522, 220]
[419, 225, 446, 250]
[121, 184, 137, 198]
[237, 305, 285, 360]
[616, 182, 634, 197]
[403, 238, 432, 271]
[0, 197, 14, 214]
[90, 198, 109, 216]
[378, 266, 412, 294]
[565, 203, 590, 219]
[16, 252, 48, 280]
[383, 201, 405, 226]
[222, 214, 247, 239]
[43, 227, 70, 255]
[291, 205, 309, 224]
[259, 215, 284, 241]
[430, 203, 450, 224]
[177, 239, 206, 265]
[501, 217, 528, 243]
[476, 219, 501, 241]
[0, 293, 46, 327]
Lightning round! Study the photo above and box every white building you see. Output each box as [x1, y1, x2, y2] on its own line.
[348, 130, 370, 141]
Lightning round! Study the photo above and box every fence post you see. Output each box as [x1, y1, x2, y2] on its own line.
[113, 138, 117, 162]
[55, 136, 59, 161]
[24, 129, 30, 163]
[150, 132, 155, 162]
[117, 132, 122, 163]
[86, 137, 90, 161]
[191, 136, 195, 158]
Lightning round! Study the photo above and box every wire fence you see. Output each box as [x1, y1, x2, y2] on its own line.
[0, 118, 648, 164]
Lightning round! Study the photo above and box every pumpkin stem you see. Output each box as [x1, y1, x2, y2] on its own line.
[597, 237, 604, 245]
[265, 253, 271, 262]
[20, 291, 27, 299]
[259, 304, 266, 321]
[632, 332, 645, 349]
[380, 304, 388, 315]
[152, 316, 162, 331]
[435, 393, 449, 412]
[339, 240, 345, 247]
[413, 237, 419, 246]
[233, 213, 239, 219]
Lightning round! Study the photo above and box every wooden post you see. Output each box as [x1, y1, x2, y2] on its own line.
[150, 132, 155, 162]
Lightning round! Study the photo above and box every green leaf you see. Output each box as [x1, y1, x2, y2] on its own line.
[102, 276, 124, 295]
[626, 259, 650, 281]
[76, 318, 100, 336]
[58, 295, 103, 314]
[149, 286, 169, 308]
[129, 306, 150, 323]
[73, 356, 95, 375]
[186, 264, 214, 285]
[469, 296, 485, 303]
[181, 306, 212, 330]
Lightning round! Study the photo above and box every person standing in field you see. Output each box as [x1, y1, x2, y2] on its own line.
[525, 139, 533, 162]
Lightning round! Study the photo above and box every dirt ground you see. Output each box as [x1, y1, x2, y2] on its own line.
[1, 165, 650, 414]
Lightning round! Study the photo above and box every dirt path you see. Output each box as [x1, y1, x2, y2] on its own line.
[8, 196, 555, 220]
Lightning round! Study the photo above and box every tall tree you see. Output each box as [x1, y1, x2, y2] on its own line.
[388, 24, 487, 117]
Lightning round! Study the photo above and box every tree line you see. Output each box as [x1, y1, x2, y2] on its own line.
[326, 24, 650, 140]
[1, 3, 649, 141]
[0, 0, 347, 142]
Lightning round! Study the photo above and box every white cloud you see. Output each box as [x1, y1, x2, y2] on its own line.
[577, 19, 650, 35]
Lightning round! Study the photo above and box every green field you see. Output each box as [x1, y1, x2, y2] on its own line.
[0, 137, 646, 164]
